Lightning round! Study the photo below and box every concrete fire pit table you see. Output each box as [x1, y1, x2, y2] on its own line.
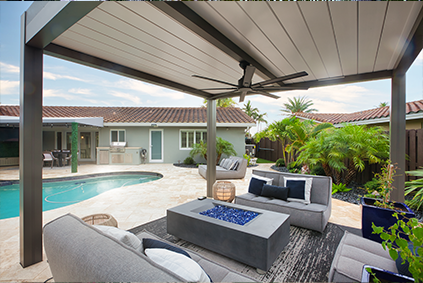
[167, 198, 290, 271]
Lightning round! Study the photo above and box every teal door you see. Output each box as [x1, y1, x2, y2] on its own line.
[150, 130, 163, 162]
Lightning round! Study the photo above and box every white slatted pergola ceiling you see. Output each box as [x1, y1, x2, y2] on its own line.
[27, 1, 422, 102]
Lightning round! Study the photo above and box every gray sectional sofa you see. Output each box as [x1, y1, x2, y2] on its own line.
[43, 214, 255, 282]
[198, 156, 248, 180]
[329, 231, 400, 282]
[235, 169, 332, 233]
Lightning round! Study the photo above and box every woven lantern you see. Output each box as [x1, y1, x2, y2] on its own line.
[213, 181, 236, 203]
[82, 213, 118, 227]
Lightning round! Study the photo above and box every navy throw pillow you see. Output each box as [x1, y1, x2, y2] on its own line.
[248, 177, 266, 196]
[143, 238, 191, 258]
[287, 180, 306, 200]
[261, 184, 289, 201]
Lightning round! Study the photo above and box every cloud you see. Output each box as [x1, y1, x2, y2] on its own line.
[43, 71, 87, 82]
[43, 89, 102, 105]
[249, 84, 385, 114]
[0, 62, 19, 73]
[0, 80, 19, 95]
[69, 88, 94, 95]
[113, 79, 186, 100]
[109, 91, 142, 105]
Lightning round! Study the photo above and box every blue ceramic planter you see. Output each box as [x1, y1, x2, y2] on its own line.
[361, 265, 414, 282]
[361, 197, 415, 243]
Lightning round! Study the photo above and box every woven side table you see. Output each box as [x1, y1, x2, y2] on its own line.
[82, 213, 118, 227]
[213, 181, 236, 203]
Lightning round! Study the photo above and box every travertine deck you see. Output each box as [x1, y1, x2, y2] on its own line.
[0, 163, 360, 282]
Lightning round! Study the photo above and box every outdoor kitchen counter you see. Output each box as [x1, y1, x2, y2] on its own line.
[96, 147, 144, 165]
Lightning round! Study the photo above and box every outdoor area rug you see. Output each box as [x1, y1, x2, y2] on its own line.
[129, 217, 361, 282]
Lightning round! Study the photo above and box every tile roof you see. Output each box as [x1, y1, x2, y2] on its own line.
[0, 105, 255, 124]
[294, 99, 423, 124]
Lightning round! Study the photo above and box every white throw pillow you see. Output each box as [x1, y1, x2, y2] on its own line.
[145, 248, 211, 282]
[93, 225, 142, 252]
[219, 158, 226, 167]
[283, 177, 313, 204]
[252, 174, 273, 185]
[222, 159, 233, 170]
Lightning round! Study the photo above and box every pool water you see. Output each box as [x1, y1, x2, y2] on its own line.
[0, 173, 161, 220]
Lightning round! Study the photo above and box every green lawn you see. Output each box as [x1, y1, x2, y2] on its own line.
[256, 158, 274, 164]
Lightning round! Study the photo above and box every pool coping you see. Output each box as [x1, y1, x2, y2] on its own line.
[0, 171, 163, 186]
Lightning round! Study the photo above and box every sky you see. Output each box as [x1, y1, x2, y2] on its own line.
[1, 2, 422, 133]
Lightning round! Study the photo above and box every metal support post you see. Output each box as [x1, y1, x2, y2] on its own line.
[206, 100, 217, 198]
[390, 70, 406, 202]
[19, 11, 44, 267]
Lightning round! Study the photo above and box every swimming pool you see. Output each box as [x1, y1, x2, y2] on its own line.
[0, 172, 162, 220]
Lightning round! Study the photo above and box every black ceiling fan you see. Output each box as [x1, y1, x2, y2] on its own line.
[193, 60, 309, 102]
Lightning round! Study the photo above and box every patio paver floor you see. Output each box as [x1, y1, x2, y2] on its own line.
[0, 163, 360, 282]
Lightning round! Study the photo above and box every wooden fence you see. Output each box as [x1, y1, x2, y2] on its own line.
[254, 128, 423, 183]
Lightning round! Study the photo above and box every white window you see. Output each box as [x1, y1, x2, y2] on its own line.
[111, 130, 125, 143]
[180, 130, 207, 149]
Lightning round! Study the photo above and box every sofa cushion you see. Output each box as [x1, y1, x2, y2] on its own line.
[229, 160, 239, 170]
[248, 175, 273, 196]
[137, 231, 256, 282]
[93, 225, 142, 252]
[261, 184, 289, 201]
[284, 177, 312, 204]
[143, 238, 190, 258]
[145, 248, 211, 283]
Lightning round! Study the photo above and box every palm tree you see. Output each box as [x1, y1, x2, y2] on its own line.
[296, 129, 345, 181]
[203, 98, 237, 108]
[332, 124, 389, 185]
[281, 96, 317, 114]
[378, 102, 389, 107]
[190, 137, 237, 164]
[242, 100, 267, 133]
[255, 117, 296, 165]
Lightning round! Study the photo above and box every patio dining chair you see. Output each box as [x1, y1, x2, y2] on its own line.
[43, 152, 58, 168]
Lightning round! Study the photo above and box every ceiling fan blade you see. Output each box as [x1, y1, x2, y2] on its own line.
[192, 75, 238, 87]
[252, 71, 308, 87]
[241, 65, 255, 87]
[250, 90, 280, 99]
[239, 89, 249, 103]
[210, 90, 240, 100]
[200, 87, 238, 91]
[255, 86, 309, 91]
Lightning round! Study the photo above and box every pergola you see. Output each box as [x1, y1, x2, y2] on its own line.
[20, 1, 423, 267]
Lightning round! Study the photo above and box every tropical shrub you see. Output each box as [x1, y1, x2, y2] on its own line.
[243, 154, 251, 166]
[365, 162, 396, 210]
[310, 163, 326, 176]
[332, 183, 351, 195]
[183, 157, 195, 165]
[405, 167, 423, 211]
[275, 158, 285, 167]
[190, 137, 236, 165]
[331, 124, 389, 186]
[287, 162, 302, 174]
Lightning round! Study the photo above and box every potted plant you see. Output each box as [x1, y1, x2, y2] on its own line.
[366, 213, 422, 283]
[361, 162, 415, 243]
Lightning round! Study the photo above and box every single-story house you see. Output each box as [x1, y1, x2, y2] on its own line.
[294, 99, 423, 129]
[0, 105, 255, 166]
